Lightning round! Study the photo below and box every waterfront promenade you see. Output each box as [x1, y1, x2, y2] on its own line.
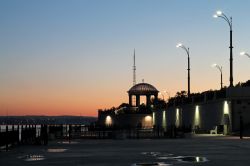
[1, 136, 250, 166]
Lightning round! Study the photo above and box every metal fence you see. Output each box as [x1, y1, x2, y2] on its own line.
[0, 124, 181, 151]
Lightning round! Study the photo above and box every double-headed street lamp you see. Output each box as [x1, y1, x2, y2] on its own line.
[176, 43, 190, 97]
[212, 64, 223, 89]
[240, 51, 250, 58]
[214, 10, 233, 87]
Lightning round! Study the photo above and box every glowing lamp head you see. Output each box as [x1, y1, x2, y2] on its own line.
[216, 10, 222, 15]
[213, 14, 218, 18]
[105, 115, 112, 126]
[211, 63, 217, 68]
[240, 51, 246, 56]
[145, 115, 152, 122]
[224, 101, 229, 115]
[176, 43, 182, 48]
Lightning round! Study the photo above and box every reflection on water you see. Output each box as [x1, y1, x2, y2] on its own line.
[175, 156, 208, 163]
[139, 151, 208, 165]
[131, 162, 172, 166]
[18, 154, 45, 161]
[141, 152, 161, 156]
[47, 148, 67, 153]
[57, 141, 79, 144]
[141, 152, 173, 158]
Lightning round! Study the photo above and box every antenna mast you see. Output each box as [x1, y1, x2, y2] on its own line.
[133, 49, 136, 86]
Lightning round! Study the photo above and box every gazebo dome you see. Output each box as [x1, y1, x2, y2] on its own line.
[128, 83, 158, 95]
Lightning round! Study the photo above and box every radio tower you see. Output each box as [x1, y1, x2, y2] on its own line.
[133, 49, 136, 86]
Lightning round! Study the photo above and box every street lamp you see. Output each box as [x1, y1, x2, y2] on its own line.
[214, 10, 233, 87]
[240, 51, 250, 58]
[176, 43, 190, 97]
[212, 63, 223, 89]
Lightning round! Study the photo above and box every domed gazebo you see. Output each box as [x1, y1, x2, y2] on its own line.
[128, 83, 159, 107]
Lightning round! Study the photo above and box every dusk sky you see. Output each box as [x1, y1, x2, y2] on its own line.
[0, 0, 250, 116]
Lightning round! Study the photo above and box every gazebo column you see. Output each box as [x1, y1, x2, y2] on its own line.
[146, 95, 151, 106]
[129, 94, 132, 106]
[136, 95, 140, 107]
[154, 94, 158, 100]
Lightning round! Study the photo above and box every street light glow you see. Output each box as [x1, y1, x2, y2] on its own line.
[224, 101, 229, 115]
[211, 63, 222, 72]
[176, 108, 180, 127]
[176, 43, 182, 48]
[105, 115, 112, 126]
[216, 10, 222, 15]
[213, 11, 222, 18]
[145, 115, 152, 122]
[211, 63, 217, 68]
[194, 105, 200, 127]
[240, 51, 246, 56]
[162, 111, 166, 130]
[144, 116, 153, 128]
[240, 51, 250, 58]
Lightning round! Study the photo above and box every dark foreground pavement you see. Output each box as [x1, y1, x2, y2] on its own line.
[1, 136, 250, 166]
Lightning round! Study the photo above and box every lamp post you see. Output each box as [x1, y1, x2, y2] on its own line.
[240, 51, 250, 58]
[212, 64, 223, 89]
[176, 43, 190, 97]
[214, 10, 233, 87]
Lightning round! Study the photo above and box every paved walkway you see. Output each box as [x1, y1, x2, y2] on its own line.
[1, 136, 250, 166]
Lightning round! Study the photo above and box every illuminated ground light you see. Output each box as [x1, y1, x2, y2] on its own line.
[153, 112, 155, 126]
[194, 105, 200, 127]
[223, 101, 230, 135]
[224, 101, 229, 115]
[105, 115, 112, 126]
[18, 154, 45, 161]
[144, 115, 153, 128]
[57, 141, 79, 144]
[176, 108, 180, 127]
[162, 111, 166, 129]
[145, 115, 152, 122]
[47, 148, 68, 153]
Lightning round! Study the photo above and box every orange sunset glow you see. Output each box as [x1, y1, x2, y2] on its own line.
[1, 1, 250, 117]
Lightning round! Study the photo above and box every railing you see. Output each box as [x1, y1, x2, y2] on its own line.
[0, 125, 41, 151]
[0, 124, 184, 152]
